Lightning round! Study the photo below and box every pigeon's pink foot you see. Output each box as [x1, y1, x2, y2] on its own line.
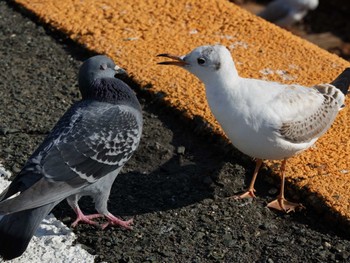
[71, 208, 103, 227]
[101, 213, 134, 230]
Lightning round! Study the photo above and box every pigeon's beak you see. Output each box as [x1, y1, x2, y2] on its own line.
[114, 65, 128, 76]
[157, 54, 188, 67]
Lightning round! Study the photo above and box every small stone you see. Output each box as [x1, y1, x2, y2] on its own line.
[323, 241, 331, 248]
[268, 187, 278, 195]
[135, 245, 142, 251]
[275, 236, 287, 243]
[317, 250, 327, 259]
[337, 251, 349, 260]
[200, 215, 211, 223]
[211, 204, 219, 210]
[222, 233, 234, 246]
[177, 146, 185, 154]
[298, 237, 307, 244]
[0, 127, 9, 135]
[3, 147, 12, 153]
[12, 164, 21, 174]
[155, 142, 162, 150]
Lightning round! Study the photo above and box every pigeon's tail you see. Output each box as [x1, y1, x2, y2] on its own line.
[331, 68, 350, 95]
[0, 203, 55, 260]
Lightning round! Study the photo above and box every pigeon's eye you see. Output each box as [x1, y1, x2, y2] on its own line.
[100, 64, 108, 70]
[197, 58, 206, 65]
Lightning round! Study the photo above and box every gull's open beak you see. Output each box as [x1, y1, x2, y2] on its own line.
[157, 54, 188, 66]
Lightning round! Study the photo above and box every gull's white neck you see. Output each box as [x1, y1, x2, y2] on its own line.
[201, 60, 239, 89]
[200, 60, 265, 158]
[202, 60, 241, 111]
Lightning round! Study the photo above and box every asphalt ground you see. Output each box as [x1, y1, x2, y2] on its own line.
[0, 1, 350, 262]
[9, 0, 350, 223]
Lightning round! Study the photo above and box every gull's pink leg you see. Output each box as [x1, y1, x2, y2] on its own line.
[267, 158, 303, 213]
[234, 159, 263, 199]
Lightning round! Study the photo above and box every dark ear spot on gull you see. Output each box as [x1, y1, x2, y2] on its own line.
[214, 61, 221, 70]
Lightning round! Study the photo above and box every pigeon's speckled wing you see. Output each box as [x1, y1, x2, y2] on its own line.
[0, 100, 142, 214]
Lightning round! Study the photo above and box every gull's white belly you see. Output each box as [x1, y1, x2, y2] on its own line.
[212, 105, 317, 160]
[203, 76, 327, 160]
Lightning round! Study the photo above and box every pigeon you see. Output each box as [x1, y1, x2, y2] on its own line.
[158, 44, 350, 213]
[258, 0, 319, 27]
[0, 55, 143, 260]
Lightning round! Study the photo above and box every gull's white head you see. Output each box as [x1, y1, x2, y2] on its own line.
[158, 45, 237, 84]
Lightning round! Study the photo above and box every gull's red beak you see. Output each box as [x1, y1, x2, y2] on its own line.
[157, 54, 188, 66]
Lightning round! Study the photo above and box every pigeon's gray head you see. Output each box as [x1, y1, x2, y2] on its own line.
[78, 55, 126, 99]
[158, 45, 235, 83]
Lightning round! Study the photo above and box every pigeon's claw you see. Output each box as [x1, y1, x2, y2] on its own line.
[71, 210, 103, 227]
[101, 213, 134, 230]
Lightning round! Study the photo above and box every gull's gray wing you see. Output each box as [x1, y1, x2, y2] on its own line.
[0, 100, 142, 214]
[273, 84, 344, 143]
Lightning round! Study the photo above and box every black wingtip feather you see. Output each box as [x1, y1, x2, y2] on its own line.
[331, 68, 350, 95]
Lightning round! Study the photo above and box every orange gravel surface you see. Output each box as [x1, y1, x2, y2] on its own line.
[14, 0, 350, 221]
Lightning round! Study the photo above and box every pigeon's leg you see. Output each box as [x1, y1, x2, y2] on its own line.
[67, 195, 103, 227]
[267, 158, 302, 213]
[234, 159, 263, 199]
[71, 207, 103, 227]
[92, 174, 134, 230]
[101, 213, 133, 230]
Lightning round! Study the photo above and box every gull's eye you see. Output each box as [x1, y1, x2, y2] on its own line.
[197, 58, 206, 65]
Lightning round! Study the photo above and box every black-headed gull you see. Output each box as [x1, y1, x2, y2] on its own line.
[158, 44, 350, 213]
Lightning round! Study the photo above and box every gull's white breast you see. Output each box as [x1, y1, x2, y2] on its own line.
[205, 78, 319, 160]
